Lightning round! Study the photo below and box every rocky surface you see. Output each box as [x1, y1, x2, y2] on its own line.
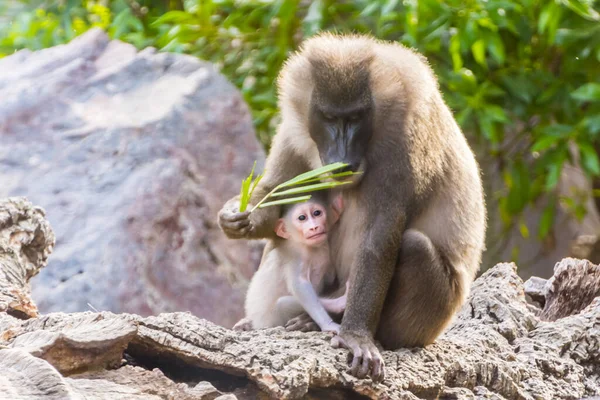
[0, 29, 265, 327]
[1, 197, 599, 399]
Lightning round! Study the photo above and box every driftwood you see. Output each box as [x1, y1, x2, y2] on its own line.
[1, 197, 599, 399]
[0, 197, 54, 319]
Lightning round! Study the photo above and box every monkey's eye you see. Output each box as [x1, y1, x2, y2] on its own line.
[348, 113, 362, 122]
[322, 112, 335, 121]
[313, 210, 322, 217]
[298, 214, 307, 221]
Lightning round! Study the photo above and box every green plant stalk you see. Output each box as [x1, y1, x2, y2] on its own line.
[249, 162, 357, 212]
[238, 161, 257, 212]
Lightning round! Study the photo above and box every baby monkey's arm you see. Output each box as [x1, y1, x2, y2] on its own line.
[284, 263, 340, 333]
[319, 280, 350, 315]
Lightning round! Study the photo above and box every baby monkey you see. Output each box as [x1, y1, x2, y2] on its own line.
[233, 191, 347, 333]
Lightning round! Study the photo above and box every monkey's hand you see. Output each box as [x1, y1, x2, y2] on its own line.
[320, 321, 341, 334]
[232, 317, 253, 331]
[285, 313, 319, 332]
[331, 330, 385, 382]
[217, 199, 254, 239]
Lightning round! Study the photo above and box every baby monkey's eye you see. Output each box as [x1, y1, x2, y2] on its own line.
[298, 214, 307, 221]
[313, 210, 322, 217]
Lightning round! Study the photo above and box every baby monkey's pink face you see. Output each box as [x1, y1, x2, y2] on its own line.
[287, 202, 328, 246]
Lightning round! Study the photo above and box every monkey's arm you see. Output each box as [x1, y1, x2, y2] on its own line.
[287, 264, 340, 333]
[218, 132, 311, 240]
[334, 179, 407, 382]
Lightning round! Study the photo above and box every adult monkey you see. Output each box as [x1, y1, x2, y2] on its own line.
[218, 33, 486, 382]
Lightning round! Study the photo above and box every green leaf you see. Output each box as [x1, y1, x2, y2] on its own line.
[583, 115, 600, 135]
[477, 113, 501, 143]
[279, 162, 349, 187]
[381, 0, 399, 15]
[571, 83, 600, 102]
[540, 124, 573, 137]
[532, 136, 561, 152]
[545, 163, 563, 190]
[290, 171, 362, 185]
[519, 221, 530, 238]
[487, 34, 505, 65]
[450, 34, 463, 71]
[271, 181, 352, 197]
[238, 161, 257, 212]
[562, 0, 600, 21]
[258, 195, 312, 208]
[538, 2, 554, 34]
[471, 39, 487, 67]
[538, 200, 556, 239]
[506, 160, 530, 213]
[483, 105, 509, 123]
[152, 11, 194, 26]
[477, 18, 498, 32]
[579, 142, 600, 175]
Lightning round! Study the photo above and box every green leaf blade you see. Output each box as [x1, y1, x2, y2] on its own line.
[279, 162, 350, 187]
[271, 181, 352, 197]
[258, 195, 312, 208]
[571, 83, 600, 102]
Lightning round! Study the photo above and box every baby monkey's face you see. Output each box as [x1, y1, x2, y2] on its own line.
[289, 202, 328, 246]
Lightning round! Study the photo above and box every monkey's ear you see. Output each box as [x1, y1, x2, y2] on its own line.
[330, 195, 344, 223]
[275, 219, 291, 239]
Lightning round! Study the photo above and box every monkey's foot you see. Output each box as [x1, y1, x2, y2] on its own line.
[232, 317, 253, 331]
[285, 313, 319, 332]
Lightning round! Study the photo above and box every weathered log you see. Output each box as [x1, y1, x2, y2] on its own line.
[541, 258, 600, 321]
[0, 197, 55, 318]
[1, 199, 599, 399]
[1, 262, 599, 399]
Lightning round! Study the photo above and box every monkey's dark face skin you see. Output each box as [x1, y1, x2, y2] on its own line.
[308, 91, 373, 179]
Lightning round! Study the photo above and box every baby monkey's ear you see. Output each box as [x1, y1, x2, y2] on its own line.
[330, 195, 344, 223]
[274, 219, 291, 239]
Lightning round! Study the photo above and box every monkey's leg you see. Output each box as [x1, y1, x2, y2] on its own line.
[275, 296, 304, 321]
[376, 229, 462, 349]
[277, 297, 322, 332]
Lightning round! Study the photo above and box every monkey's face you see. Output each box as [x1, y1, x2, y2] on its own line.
[287, 202, 329, 247]
[308, 91, 373, 182]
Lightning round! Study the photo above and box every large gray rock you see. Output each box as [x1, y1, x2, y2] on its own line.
[0, 29, 265, 327]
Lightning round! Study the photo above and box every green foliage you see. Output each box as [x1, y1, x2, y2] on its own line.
[2, 0, 600, 251]
[250, 162, 359, 211]
[239, 161, 262, 212]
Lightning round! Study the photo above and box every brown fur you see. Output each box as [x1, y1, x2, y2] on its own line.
[219, 33, 486, 379]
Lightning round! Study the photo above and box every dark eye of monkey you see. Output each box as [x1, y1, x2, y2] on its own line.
[321, 111, 335, 121]
[348, 113, 362, 122]
[313, 210, 322, 217]
[298, 214, 307, 221]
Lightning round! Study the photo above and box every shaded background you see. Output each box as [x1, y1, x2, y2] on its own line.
[1, 0, 599, 324]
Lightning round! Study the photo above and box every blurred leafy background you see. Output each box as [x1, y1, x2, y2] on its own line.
[1, 0, 600, 267]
